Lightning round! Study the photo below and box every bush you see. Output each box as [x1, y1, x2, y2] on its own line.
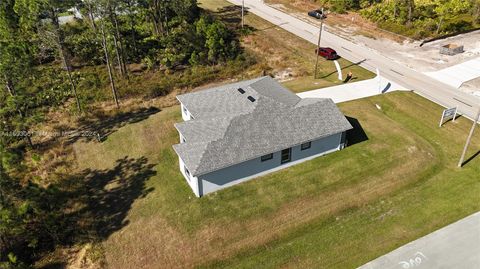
[443, 19, 473, 34]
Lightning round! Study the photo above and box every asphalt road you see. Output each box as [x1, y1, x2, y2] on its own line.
[228, 0, 480, 120]
[357, 212, 480, 269]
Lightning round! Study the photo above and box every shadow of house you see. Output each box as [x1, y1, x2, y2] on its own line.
[345, 116, 369, 146]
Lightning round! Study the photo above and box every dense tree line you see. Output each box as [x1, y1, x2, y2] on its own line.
[324, 0, 480, 38]
[0, 0, 242, 266]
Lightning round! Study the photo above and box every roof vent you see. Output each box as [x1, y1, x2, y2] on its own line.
[237, 88, 245, 94]
[247, 96, 256, 102]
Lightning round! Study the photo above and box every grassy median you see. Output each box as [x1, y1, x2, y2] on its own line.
[71, 91, 479, 268]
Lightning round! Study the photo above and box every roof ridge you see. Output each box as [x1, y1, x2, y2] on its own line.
[193, 108, 254, 173]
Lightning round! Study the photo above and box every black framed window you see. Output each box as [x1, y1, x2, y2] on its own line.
[281, 148, 291, 164]
[301, 142, 311, 150]
[261, 153, 273, 162]
[183, 106, 187, 113]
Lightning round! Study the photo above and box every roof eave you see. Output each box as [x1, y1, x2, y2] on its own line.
[194, 127, 351, 177]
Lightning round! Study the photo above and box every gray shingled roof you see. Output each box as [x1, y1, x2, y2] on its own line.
[176, 76, 301, 119]
[173, 77, 353, 176]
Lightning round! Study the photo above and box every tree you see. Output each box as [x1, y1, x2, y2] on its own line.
[0, 0, 37, 148]
[15, 0, 83, 113]
[472, 0, 480, 23]
[101, 21, 120, 108]
[92, 0, 123, 108]
[434, 0, 472, 33]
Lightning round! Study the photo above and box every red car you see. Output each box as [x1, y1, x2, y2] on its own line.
[315, 47, 338, 60]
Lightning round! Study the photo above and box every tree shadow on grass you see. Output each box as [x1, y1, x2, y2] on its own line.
[35, 107, 161, 152]
[345, 116, 369, 146]
[66, 156, 155, 241]
[37, 156, 156, 268]
[213, 5, 256, 32]
[215, 5, 246, 25]
[68, 107, 161, 145]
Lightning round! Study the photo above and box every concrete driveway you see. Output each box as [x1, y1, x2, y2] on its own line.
[297, 76, 406, 103]
[425, 57, 480, 88]
[358, 212, 480, 269]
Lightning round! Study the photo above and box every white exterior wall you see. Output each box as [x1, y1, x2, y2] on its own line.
[178, 157, 200, 197]
[181, 103, 192, 121]
[197, 133, 343, 196]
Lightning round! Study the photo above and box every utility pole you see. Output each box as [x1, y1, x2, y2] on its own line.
[458, 108, 480, 167]
[241, 0, 245, 29]
[314, 9, 325, 79]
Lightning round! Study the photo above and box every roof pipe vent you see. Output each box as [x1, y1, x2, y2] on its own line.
[237, 88, 245, 94]
[247, 96, 256, 102]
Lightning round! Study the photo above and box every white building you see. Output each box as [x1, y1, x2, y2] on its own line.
[173, 76, 352, 197]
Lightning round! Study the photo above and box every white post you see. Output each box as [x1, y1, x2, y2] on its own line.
[376, 68, 381, 93]
[439, 112, 445, 127]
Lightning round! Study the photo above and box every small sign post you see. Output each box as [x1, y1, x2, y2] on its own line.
[439, 107, 457, 127]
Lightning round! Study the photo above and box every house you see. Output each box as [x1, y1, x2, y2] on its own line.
[173, 76, 353, 197]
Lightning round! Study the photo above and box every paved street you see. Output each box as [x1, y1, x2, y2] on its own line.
[297, 76, 406, 103]
[357, 212, 480, 269]
[228, 0, 480, 120]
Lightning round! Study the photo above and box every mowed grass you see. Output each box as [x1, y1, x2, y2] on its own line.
[72, 92, 480, 268]
[198, 0, 375, 93]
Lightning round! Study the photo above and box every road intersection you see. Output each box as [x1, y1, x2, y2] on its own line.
[228, 0, 480, 120]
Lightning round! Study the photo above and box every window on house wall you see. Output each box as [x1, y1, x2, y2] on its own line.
[183, 106, 187, 114]
[182, 137, 186, 143]
[261, 153, 273, 162]
[301, 141, 311, 150]
[281, 148, 291, 164]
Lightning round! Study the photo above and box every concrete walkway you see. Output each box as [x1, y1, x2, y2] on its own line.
[425, 57, 480, 88]
[358, 211, 480, 269]
[297, 76, 406, 103]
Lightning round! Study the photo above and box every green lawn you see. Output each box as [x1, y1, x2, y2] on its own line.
[71, 92, 480, 268]
[198, 0, 375, 93]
